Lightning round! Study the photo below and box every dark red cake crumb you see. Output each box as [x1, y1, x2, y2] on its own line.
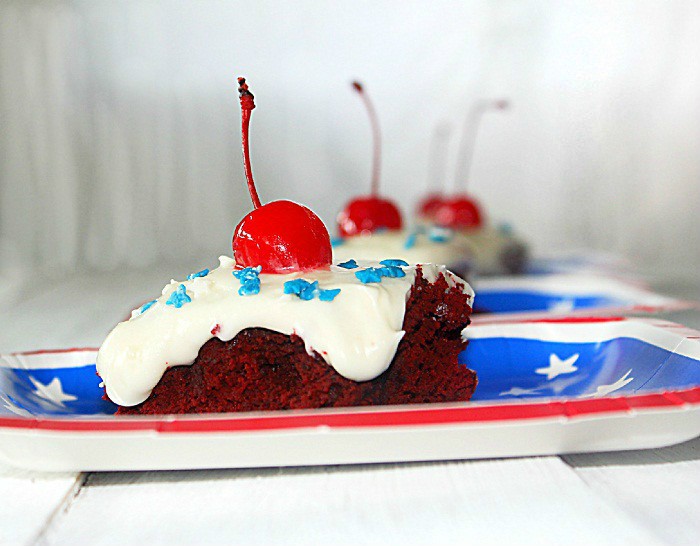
[117, 270, 476, 415]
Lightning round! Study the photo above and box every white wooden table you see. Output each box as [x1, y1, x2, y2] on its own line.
[1, 266, 698, 546]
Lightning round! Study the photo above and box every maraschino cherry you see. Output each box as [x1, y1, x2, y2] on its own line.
[232, 77, 332, 274]
[337, 81, 402, 237]
[433, 99, 509, 229]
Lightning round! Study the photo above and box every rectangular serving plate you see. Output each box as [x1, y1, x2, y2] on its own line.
[0, 317, 698, 472]
[471, 273, 693, 316]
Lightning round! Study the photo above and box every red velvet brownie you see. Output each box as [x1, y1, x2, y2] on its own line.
[117, 269, 475, 414]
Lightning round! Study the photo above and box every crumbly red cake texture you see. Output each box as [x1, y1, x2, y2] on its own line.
[116, 269, 476, 415]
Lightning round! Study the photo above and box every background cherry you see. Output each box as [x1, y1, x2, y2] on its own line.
[432, 99, 509, 229]
[416, 193, 445, 219]
[432, 195, 484, 229]
[337, 81, 403, 237]
[231, 78, 332, 273]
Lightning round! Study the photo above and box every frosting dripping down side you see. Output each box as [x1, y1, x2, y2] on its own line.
[97, 258, 474, 407]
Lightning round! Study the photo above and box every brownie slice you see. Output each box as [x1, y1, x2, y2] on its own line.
[117, 270, 476, 414]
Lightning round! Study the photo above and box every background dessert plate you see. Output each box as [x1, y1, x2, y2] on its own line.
[0, 317, 698, 472]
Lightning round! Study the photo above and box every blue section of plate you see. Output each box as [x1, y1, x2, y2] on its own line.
[471, 254, 679, 314]
[1, 319, 698, 417]
[472, 292, 627, 313]
[0, 364, 117, 417]
[462, 337, 700, 401]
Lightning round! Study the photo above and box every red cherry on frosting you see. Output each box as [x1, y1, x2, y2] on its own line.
[416, 193, 445, 220]
[337, 196, 403, 237]
[423, 99, 508, 228]
[433, 194, 484, 229]
[337, 81, 403, 237]
[233, 200, 332, 273]
[231, 78, 332, 274]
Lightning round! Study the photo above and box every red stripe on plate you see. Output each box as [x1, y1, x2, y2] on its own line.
[0, 387, 697, 434]
[9, 347, 100, 356]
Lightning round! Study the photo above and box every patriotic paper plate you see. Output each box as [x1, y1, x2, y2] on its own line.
[471, 273, 690, 316]
[470, 252, 693, 316]
[0, 317, 698, 472]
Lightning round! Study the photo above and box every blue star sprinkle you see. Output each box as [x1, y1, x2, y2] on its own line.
[330, 237, 345, 247]
[428, 227, 452, 243]
[284, 279, 341, 302]
[233, 266, 262, 296]
[238, 278, 261, 296]
[187, 268, 210, 280]
[379, 259, 409, 268]
[139, 299, 157, 314]
[284, 279, 317, 300]
[318, 288, 341, 301]
[166, 284, 191, 308]
[299, 280, 319, 301]
[233, 266, 262, 281]
[337, 259, 359, 269]
[284, 279, 312, 296]
[355, 268, 383, 283]
[377, 265, 406, 278]
[404, 231, 418, 249]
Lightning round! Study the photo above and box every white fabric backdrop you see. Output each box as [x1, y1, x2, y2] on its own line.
[1, 0, 699, 281]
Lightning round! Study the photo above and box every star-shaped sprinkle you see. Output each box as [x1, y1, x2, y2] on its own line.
[284, 279, 313, 296]
[536, 353, 580, 380]
[29, 376, 77, 408]
[187, 268, 210, 280]
[404, 232, 418, 250]
[330, 237, 345, 247]
[379, 259, 409, 267]
[284, 279, 341, 302]
[166, 284, 192, 308]
[139, 299, 157, 314]
[238, 279, 260, 296]
[233, 266, 262, 296]
[428, 227, 452, 243]
[337, 259, 359, 269]
[318, 288, 341, 301]
[376, 265, 406, 278]
[233, 266, 262, 281]
[588, 369, 634, 397]
[355, 268, 383, 283]
[298, 280, 319, 300]
[499, 386, 544, 397]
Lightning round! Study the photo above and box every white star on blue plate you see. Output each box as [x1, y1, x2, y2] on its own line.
[588, 369, 634, 397]
[536, 353, 580, 380]
[500, 386, 544, 397]
[1, 395, 32, 417]
[548, 299, 575, 313]
[29, 376, 77, 408]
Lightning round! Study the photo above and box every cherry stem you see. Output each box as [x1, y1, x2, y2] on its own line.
[454, 99, 509, 191]
[238, 77, 262, 209]
[352, 81, 381, 197]
[427, 122, 451, 193]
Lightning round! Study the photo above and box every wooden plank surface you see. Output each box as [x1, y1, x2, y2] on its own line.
[42, 458, 660, 546]
[0, 464, 81, 546]
[563, 437, 700, 546]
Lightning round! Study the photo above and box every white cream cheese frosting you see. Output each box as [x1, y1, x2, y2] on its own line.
[97, 257, 474, 407]
[332, 228, 474, 270]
